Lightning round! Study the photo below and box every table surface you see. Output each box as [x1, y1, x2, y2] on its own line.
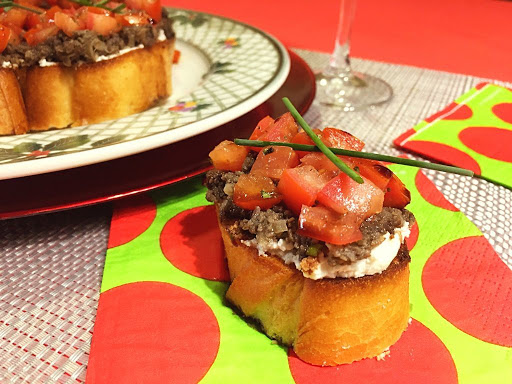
[166, 0, 512, 83]
[2, 2, 512, 382]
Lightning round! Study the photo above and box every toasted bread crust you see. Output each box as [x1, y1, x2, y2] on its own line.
[0, 69, 28, 135]
[0, 39, 173, 135]
[218, 212, 411, 366]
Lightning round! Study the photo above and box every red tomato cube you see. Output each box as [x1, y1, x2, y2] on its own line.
[249, 115, 274, 140]
[0, 25, 11, 53]
[258, 112, 299, 143]
[251, 146, 299, 180]
[383, 173, 411, 208]
[277, 165, 328, 214]
[87, 12, 119, 35]
[298, 205, 363, 245]
[233, 174, 282, 210]
[55, 12, 80, 36]
[1, 8, 28, 28]
[320, 127, 365, 151]
[290, 129, 322, 158]
[351, 158, 393, 191]
[209, 140, 249, 172]
[300, 152, 341, 173]
[317, 172, 384, 218]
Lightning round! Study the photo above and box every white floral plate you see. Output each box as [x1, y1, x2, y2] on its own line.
[0, 8, 290, 180]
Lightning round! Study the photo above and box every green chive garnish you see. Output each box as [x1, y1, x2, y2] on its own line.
[261, 190, 274, 199]
[306, 244, 322, 257]
[0, 1, 43, 14]
[234, 139, 474, 177]
[282, 97, 364, 183]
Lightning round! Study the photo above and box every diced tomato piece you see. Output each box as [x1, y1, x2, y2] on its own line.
[124, 0, 143, 10]
[258, 112, 299, 143]
[24, 25, 58, 46]
[57, 0, 80, 9]
[351, 158, 393, 191]
[298, 205, 363, 245]
[87, 12, 119, 35]
[172, 49, 181, 63]
[209, 140, 249, 172]
[117, 13, 150, 26]
[142, 0, 161, 22]
[0, 8, 27, 28]
[44, 5, 64, 21]
[277, 165, 328, 215]
[106, 1, 124, 9]
[54, 12, 80, 36]
[300, 152, 341, 174]
[18, 1, 45, 12]
[247, 115, 275, 152]
[85, 6, 112, 16]
[290, 128, 322, 158]
[233, 174, 282, 211]
[249, 115, 274, 140]
[19, 0, 42, 5]
[291, 130, 317, 146]
[251, 146, 299, 180]
[6, 24, 21, 44]
[125, 0, 161, 22]
[383, 173, 411, 208]
[25, 13, 41, 29]
[320, 127, 365, 151]
[317, 172, 384, 218]
[62, 7, 78, 16]
[0, 25, 10, 53]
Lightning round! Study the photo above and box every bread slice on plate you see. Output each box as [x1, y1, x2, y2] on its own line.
[0, 2, 175, 135]
[0, 40, 173, 135]
[205, 115, 415, 366]
[219, 211, 410, 366]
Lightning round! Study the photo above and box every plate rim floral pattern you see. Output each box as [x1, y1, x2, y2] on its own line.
[0, 8, 290, 180]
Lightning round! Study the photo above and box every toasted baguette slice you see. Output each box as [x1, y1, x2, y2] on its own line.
[219, 214, 411, 366]
[0, 39, 173, 135]
[0, 69, 28, 135]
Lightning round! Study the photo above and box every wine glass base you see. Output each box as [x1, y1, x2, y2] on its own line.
[316, 71, 393, 111]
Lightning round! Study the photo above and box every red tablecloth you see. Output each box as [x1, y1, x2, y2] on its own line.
[165, 0, 512, 82]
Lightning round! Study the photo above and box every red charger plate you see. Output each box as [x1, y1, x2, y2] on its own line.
[0, 50, 315, 219]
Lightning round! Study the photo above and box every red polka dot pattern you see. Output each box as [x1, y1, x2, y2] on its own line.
[492, 103, 512, 124]
[406, 221, 419, 251]
[459, 127, 512, 162]
[288, 319, 457, 384]
[425, 102, 473, 123]
[402, 141, 481, 174]
[108, 194, 157, 248]
[393, 129, 416, 147]
[86, 282, 220, 384]
[422, 236, 512, 347]
[160, 205, 230, 282]
[475, 82, 489, 90]
[415, 172, 458, 211]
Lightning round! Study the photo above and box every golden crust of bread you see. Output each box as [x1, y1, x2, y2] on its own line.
[218, 213, 411, 366]
[0, 39, 173, 135]
[0, 69, 28, 135]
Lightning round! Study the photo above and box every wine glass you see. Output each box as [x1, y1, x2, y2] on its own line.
[316, 0, 393, 111]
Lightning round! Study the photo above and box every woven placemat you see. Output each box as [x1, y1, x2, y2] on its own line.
[0, 49, 511, 382]
[0, 205, 110, 383]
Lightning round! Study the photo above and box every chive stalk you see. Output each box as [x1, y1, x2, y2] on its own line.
[282, 97, 364, 183]
[234, 139, 474, 177]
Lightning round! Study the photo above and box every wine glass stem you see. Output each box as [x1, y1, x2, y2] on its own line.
[326, 0, 357, 76]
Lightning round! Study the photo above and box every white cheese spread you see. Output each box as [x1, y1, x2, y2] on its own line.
[2, 61, 18, 68]
[94, 44, 144, 63]
[242, 222, 411, 280]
